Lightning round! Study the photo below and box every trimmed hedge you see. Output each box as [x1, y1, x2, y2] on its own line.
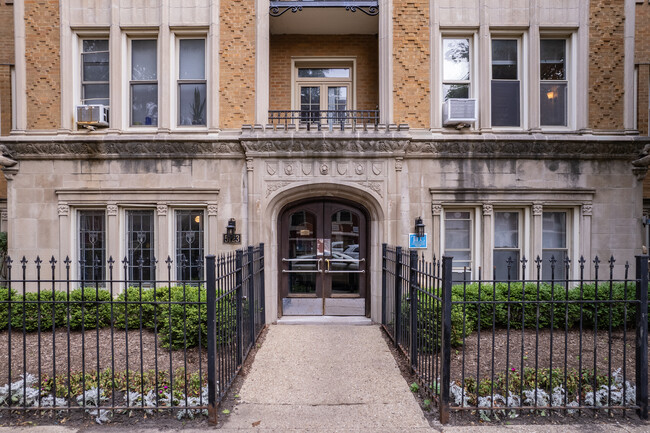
[0, 286, 237, 351]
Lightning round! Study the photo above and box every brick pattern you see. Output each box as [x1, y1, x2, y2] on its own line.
[0, 2, 14, 137]
[636, 2, 650, 136]
[269, 35, 379, 112]
[0, 2, 14, 64]
[0, 66, 11, 137]
[220, 0, 256, 128]
[589, 0, 625, 131]
[392, 0, 430, 128]
[25, 0, 60, 130]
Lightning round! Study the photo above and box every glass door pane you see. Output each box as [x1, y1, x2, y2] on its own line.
[329, 210, 360, 294]
[327, 86, 347, 127]
[288, 210, 318, 294]
[300, 86, 320, 124]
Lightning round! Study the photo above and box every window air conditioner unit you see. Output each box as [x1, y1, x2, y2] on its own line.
[442, 98, 477, 127]
[76, 105, 109, 127]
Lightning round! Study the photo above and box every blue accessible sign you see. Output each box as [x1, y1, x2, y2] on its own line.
[409, 233, 427, 249]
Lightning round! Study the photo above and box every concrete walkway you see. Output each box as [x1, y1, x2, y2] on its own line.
[219, 324, 431, 432]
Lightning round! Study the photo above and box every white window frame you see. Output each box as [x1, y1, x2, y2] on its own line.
[441, 208, 480, 281]
[539, 32, 575, 131]
[172, 32, 208, 130]
[126, 35, 159, 130]
[80, 38, 110, 106]
[441, 35, 476, 103]
[541, 209, 574, 281]
[490, 34, 527, 130]
[492, 210, 524, 281]
[291, 57, 357, 113]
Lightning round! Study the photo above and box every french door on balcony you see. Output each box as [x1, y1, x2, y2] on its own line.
[279, 200, 367, 316]
[299, 85, 350, 126]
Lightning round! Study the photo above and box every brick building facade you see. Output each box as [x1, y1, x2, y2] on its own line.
[0, 0, 648, 319]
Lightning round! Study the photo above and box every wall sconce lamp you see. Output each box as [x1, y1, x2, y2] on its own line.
[415, 216, 425, 238]
[223, 218, 241, 244]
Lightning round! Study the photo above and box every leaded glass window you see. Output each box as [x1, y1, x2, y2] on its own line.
[79, 210, 106, 282]
[126, 210, 155, 283]
[176, 210, 204, 281]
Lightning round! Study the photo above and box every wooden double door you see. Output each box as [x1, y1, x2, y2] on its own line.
[279, 200, 367, 316]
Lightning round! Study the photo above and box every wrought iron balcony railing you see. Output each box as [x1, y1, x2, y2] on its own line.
[270, 0, 378, 17]
[268, 109, 379, 131]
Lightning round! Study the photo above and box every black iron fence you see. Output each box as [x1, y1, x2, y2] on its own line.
[382, 244, 649, 423]
[0, 244, 265, 424]
[268, 109, 379, 131]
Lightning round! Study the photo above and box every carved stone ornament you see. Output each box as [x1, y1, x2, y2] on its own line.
[337, 162, 348, 175]
[431, 203, 442, 215]
[241, 138, 409, 155]
[157, 205, 168, 216]
[284, 163, 294, 176]
[107, 205, 118, 216]
[320, 163, 329, 175]
[207, 204, 218, 216]
[372, 163, 382, 175]
[266, 163, 277, 176]
[266, 181, 293, 197]
[582, 204, 593, 216]
[355, 163, 365, 175]
[246, 158, 254, 172]
[395, 158, 403, 172]
[0, 211, 7, 222]
[532, 204, 543, 216]
[302, 162, 312, 175]
[358, 181, 382, 197]
[57, 204, 70, 216]
[482, 204, 493, 216]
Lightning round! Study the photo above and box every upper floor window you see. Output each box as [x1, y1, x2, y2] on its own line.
[81, 39, 109, 106]
[178, 39, 206, 126]
[294, 61, 353, 127]
[130, 39, 158, 127]
[540, 39, 567, 127]
[442, 38, 471, 100]
[491, 39, 521, 127]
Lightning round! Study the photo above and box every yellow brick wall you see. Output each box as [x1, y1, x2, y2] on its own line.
[636, 2, 650, 136]
[0, 1, 14, 139]
[392, 0, 430, 128]
[220, 0, 256, 128]
[589, 0, 625, 131]
[25, 0, 60, 131]
[269, 35, 379, 112]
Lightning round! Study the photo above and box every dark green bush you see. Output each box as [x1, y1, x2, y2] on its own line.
[568, 282, 636, 329]
[9, 290, 69, 331]
[0, 287, 17, 330]
[113, 286, 172, 331]
[156, 285, 209, 350]
[68, 287, 112, 330]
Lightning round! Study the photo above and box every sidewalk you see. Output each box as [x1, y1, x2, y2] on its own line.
[219, 324, 431, 432]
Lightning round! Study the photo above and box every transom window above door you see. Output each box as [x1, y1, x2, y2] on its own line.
[293, 60, 355, 126]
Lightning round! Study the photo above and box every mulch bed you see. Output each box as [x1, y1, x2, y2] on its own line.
[0, 328, 207, 384]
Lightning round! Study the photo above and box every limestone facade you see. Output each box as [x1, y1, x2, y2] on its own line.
[0, 1, 649, 322]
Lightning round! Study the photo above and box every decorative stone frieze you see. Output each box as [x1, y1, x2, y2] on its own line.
[284, 163, 294, 176]
[582, 204, 593, 216]
[355, 163, 365, 175]
[533, 204, 543, 216]
[107, 205, 118, 216]
[320, 163, 329, 175]
[431, 203, 442, 215]
[157, 205, 168, 216]
[266, 181, 293, 197]
[57, 204, 69, 216]
[207, 205, 218, 216]
[337, 162, 348, 175]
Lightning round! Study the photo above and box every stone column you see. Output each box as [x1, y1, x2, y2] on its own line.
[532, 203, 543, 271]
[581, 203, 593, 280]
[207, 204, 218, 256]
[245, 157, 254, 246]
[478, 0, 491, 132]
[482, 203, 493, 280]
[431, 202, 442, 261]
[57, 204, 70, 281]
[106, 204, 119, 281]
[156, 204, 168, 277]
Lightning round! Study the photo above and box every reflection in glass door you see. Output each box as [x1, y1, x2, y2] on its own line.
[280, 201, 367, 316]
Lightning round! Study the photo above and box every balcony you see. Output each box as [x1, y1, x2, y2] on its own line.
[269, 0, 378, 17]
[268, 109, 379, 131]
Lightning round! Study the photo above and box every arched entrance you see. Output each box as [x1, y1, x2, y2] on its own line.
[278, 198, 369, 316]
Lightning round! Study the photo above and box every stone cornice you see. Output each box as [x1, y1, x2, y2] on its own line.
[1, 133, 646, 160]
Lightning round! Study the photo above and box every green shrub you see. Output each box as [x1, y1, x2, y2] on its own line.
[157, 285, 210, 350]
[113, 286, 172, 331]
[68, 287, 112, 330]
[9, 290, 68, 332]
[0, 287, 17, 330]
[568, 282, 636, 329]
